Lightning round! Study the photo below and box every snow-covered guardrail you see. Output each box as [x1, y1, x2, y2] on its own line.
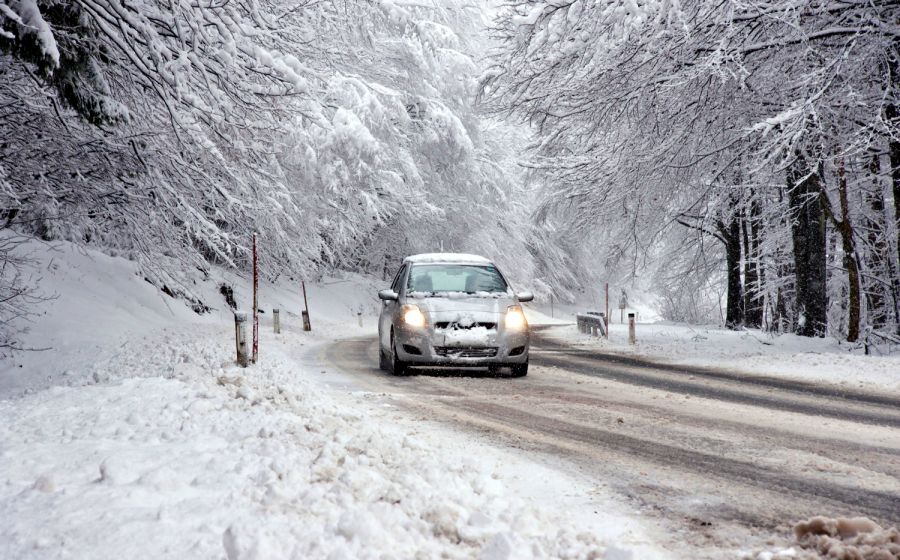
[576, 312, 607, 337]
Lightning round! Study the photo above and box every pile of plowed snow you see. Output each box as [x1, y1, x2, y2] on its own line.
[792, 516, 900, 560]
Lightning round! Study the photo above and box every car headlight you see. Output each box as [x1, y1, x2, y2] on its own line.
[505, 305, 527, 330]
[402, 305, 426, 328]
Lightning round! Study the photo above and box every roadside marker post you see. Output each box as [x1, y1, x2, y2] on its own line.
[252, 233, 259, 364]
[604, 283, 609, 338]
[301, 281, 312, 331]
[628, 313, 636, 345]
[273, 308, 281, 334]
[234, 311, 249, 367]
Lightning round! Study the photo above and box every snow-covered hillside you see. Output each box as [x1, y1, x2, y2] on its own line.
[0, 238, 378, 397]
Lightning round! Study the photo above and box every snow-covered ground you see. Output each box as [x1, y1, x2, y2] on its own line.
[0, 241, 667, 559]
[7, 240, 896, 559]
[527, 305, 900, 396]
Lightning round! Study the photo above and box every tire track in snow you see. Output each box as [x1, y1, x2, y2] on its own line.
[531, 327, 900, 410]
[439, 398, 900, 524]
[531, 337, 900, 428]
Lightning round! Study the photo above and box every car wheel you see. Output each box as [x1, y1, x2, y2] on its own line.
[510, 360, 528, 377]
[391, 331, 408, 376]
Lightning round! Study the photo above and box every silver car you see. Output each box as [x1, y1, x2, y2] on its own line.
[377, 253, 533, 376]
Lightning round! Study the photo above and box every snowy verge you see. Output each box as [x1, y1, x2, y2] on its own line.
[0, 238, 379, 397]
[1, 322, 642, 559]
[533, 316, 900, 395]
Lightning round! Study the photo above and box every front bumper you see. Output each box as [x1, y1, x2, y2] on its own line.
[394, 325, 529, 366]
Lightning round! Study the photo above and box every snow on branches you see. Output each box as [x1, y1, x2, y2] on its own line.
[1, 0, 536, 341]
[484, 0, 900, 340]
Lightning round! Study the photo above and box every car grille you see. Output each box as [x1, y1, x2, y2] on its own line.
[434, 346, 498, 358]
[434, 321, 497, 330]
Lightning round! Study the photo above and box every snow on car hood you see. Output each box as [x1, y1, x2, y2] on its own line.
[406, 292, 514, 318]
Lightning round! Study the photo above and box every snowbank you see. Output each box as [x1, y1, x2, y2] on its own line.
[0, 326, 615, 559]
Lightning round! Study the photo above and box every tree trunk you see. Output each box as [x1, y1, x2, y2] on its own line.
[787, 156, 828, 337]
[835, 158, 860, 342]
[887, 44, 900, 334]
[885, 116, 900, 333]
[741, 212, 751, 323]
[718, 216, 743, 329]
[864, 152, 891, 330]
[771, 188, 792, 333]
[742, 202, 763, 328]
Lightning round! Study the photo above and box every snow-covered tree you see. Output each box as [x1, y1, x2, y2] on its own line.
[0, 0, 541, 345]
[482, 0, 900, 341]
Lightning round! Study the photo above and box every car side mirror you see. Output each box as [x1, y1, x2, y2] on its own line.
[378, 289, 399, 301]
[516, 291, 534, 303]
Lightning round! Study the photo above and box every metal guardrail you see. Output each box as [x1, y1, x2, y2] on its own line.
[576, 311, 607, 337]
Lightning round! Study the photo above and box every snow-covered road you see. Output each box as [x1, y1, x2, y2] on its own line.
[318, 329, 900, 559]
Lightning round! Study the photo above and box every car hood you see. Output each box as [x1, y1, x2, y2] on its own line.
[406, 294, 515, 319]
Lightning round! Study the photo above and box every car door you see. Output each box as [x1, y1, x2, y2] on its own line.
[380, 264, 406, 351]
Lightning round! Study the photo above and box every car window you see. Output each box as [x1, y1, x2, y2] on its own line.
[406, 264, 508, 295]
[390, 264, 406, 293]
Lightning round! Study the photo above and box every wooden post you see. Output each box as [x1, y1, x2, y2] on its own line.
[301, 281, 311, 331]
[273, 308, 280, 334]
[234, 312, 249, 367]
[628, 312, 636, 345]
[604, 283, 609, 339]
[252, 233, 258, 364]
[550, 294, 554, 318]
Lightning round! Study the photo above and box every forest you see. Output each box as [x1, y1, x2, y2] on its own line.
[2, 0, 899, 347]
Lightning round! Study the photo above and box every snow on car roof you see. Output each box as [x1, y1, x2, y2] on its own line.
[404, 253, 492, 264]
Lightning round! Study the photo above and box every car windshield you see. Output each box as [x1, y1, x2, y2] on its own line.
[406, 264, 508, 295]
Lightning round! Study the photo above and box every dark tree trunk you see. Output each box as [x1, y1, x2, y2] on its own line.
[887, 100, 900, 326]
[717, 216, 743, 329]
[742, 202, 764, 328]
[750, 200, 766, 328]
[887, 43, 900, 333]
[771, 189, 792, 333]
[741, 212, 751, 322]
[834, 158, 860, 342]
[787, 156, 828, 337]
[864, 152, 891, 330]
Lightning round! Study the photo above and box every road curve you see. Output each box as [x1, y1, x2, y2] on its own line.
[318, 329, 900, 558]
